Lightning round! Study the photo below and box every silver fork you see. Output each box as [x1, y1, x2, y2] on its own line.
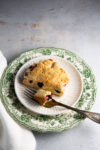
[25, 87, 100, 124]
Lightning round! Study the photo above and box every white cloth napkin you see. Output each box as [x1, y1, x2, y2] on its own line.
[0, 51, 36, 150]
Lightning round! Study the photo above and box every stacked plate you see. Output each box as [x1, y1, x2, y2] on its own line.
[0, 47, 96, 132]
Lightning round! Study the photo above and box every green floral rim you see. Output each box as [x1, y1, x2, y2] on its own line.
[0, 47, 97, 132]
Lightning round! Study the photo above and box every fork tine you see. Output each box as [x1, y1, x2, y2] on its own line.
[24, 94, 33, 100]
[24, 91, 39, 104]
[24, 91, 33, 99]
[25, 88, 34, 95]
[25, 87, 37, 95]
[21, 83, 37, 93]
[25, 87, 37, 93]
[25, 89, 35, 96]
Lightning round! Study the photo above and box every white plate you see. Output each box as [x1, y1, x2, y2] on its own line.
[14, 56, 83, 116]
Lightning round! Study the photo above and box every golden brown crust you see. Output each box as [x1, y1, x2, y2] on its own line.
[23, 59, 69, 96]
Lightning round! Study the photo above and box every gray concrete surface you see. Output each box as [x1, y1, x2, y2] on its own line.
[0, 0, 100, 150]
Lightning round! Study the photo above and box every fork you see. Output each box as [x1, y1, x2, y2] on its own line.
[24, 87, 100, 124]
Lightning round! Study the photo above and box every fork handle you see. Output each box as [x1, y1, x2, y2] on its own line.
[53, 100, 100, 124]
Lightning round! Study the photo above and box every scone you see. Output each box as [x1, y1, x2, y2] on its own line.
[33, 89, 57, 107]
[23, 59, 69, 96]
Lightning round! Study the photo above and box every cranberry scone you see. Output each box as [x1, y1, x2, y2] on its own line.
[23, 59, 69, 96]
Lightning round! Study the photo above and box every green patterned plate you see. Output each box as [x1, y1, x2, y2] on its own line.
[0, 47, 96, 132]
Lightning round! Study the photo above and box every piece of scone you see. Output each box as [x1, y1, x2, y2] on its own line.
[23, 59, 69, 96]
[33, 89, 57, 107]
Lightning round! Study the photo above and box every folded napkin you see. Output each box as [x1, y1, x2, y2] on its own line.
[0, 51, 36, 150]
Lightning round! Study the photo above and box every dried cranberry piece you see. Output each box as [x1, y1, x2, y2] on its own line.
[46, 95, 52, 100]
[29, 64, 37, 71]
[37, 82, 44, 88]
[29, 65, 34, 71]
[55, 90, 60, 93]
[29, 80, 33, 83]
